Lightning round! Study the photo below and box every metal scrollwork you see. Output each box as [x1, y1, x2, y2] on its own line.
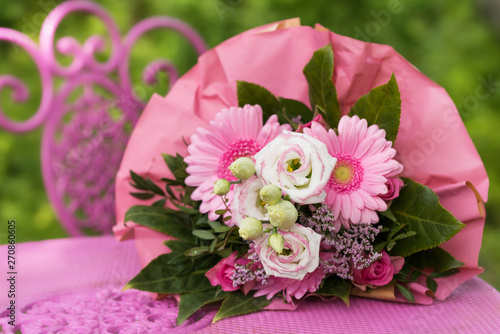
[0, 0, 207, 235]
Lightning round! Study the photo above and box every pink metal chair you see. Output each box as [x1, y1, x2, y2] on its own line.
[0, 0, 206, 236]
[0, 2, 216, 332]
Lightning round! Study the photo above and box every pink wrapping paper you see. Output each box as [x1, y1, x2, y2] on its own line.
[114, 19, 488, 305]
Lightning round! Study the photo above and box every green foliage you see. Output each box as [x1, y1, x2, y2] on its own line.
[348, 74, 401, 143]
[236, 81, 313, 127]
[125, 205, 195, 242]
[303, 44, 341, 128]
[124, 252, 216, 294]
[212, 291, 272, 323]
[395, 283, 414, 302]
[315, 275, 351, 306]
[278, 98, 314, 124]
[407, 247, 465, 273]
[389, 178, 465, 257]
[237, 81, 281, 121]
[178, 289, 229, 326]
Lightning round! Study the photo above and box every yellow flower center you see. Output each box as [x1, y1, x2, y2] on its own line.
[335, 166, 351, 182]
[287, 159, 301, 172]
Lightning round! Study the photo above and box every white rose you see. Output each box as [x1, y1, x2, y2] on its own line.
[254, 224, 322, 280]
[254, 131, 336, 204]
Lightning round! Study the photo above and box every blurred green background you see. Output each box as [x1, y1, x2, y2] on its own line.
[0, 0, 499, 289]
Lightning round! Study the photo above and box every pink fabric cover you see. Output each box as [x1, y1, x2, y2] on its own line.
[114, 19, 488, 304]
[0, 236, 140, 309]
[0, 237, 214, 333]
[1, 237, 499, 333]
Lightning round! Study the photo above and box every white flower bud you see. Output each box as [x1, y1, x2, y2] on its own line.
[239, 217, 263, 240]
[213, 179, 230, 196]
[229, 157, 255, 180]
[268, 232, 285, 254]
[267, 200, 298, 230]
[259, 184, 282, 205]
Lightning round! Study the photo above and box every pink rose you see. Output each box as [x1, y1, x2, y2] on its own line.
[205, 252, 248, 291]
[296, 114, 329, 133]
[353, 251, 404, 290]
[253, 224, 322, 280]
[380, 177, 404, 201]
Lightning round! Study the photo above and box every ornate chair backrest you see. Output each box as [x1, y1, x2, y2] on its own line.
[0, 1, 206, 236]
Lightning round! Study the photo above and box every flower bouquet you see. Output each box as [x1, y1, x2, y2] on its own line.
[114, 19, 488, 324]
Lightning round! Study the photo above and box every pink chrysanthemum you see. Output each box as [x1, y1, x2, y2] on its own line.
[185, 105, 290, 221]
[304, 115, 403, 226]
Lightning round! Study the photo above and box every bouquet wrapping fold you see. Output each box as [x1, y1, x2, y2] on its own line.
[114, 19, 488, 305]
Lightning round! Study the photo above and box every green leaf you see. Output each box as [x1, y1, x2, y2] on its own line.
[162, 153, 189, 183]
[215, 209, 228, 215]
[164, 240, 196, 254]
[429, 268, 460, 279]
[159, 250, 191, 267]
[379, 208, 397, 222]
[409, 269, 422, 282]
[348, 74, 401, 143]
[426, 276, 438, 293]
[183, 186, 196, 206]
[177, 290, 229, 326]
[389, 178, 465, 257]
[315, 276, 351, 306]
[165, 184, 178, 200]
[130, 192, 155, 200]
[208, 220, 222, 230]
[185, 246, 210, 257]
[193, 230, 216, 240]
[214, 226, 232, 233]
[145, 179, 165, 196]
[173, 203, 200, 215]
[125, 205, 194, 242]
[278, 97, 313, 124]
[196, 216, 209, 226]
[209, 239, 217, 253]
[124, 254, 213, 294]
[407, 247, 465, 272]
[237, 81, 280, 122]
[393, 231, 417, 240]
[215, 248, 233, 258]
[152, 198, 167, 207]
[303, 44, 341, 128]
[130, 170, 150, 190]
[395, 283, 415, 302]
[212, 291, 271, 323]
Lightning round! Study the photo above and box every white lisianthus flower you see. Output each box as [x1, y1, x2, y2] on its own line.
[267, 200, 298, 230]
[229, 157, 256, 180]
[213, 179, 230, 196]
[268, 232, 285, 253]
[239, 217, 263, 240]
[229, 176, 266, 226]
[259, 184, 282, 205]
[254, 131, 336, 205]
[254, 224, 322, 280]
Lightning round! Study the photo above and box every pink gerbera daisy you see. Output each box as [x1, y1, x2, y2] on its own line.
[304, 115, 403, 227]
[252, 268, 325, 303]
[185, 105, 290, 221]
